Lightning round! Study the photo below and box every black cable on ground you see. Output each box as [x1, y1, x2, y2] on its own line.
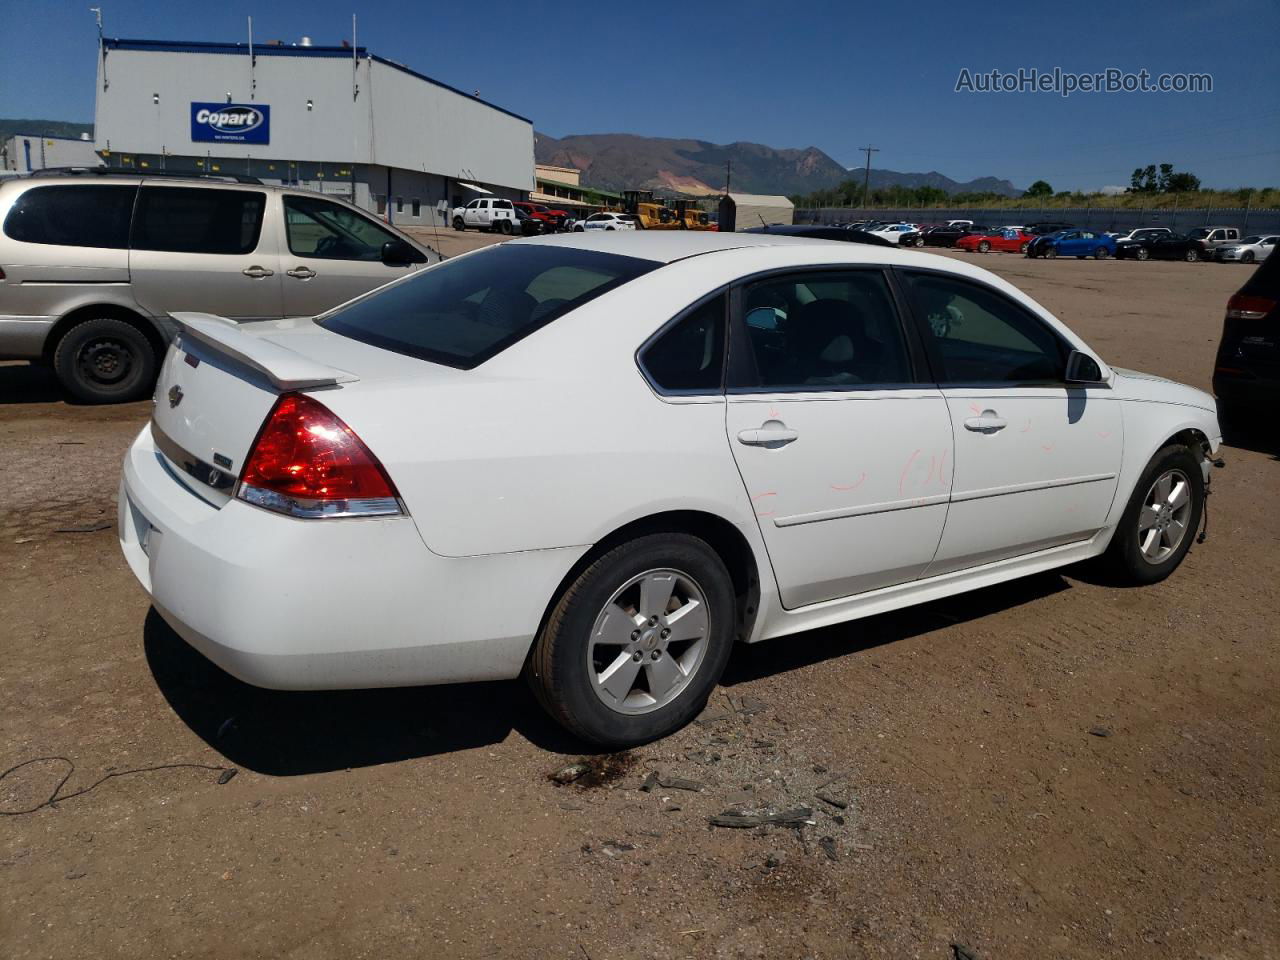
[0, 756, 237, 816]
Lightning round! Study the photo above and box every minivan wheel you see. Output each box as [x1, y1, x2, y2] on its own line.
[1102, 443, 1204, 585]
[526, 533, 736, 747]
[53, 317, 157, 404]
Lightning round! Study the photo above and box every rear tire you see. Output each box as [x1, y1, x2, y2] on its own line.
[53, 317, 158, 404]
[526, 534, 736, 747]
[499, 219, 513, 236]
[1094, 246, 1110, 259]
[1102, 444, 1204, 585]
[1019, 241, 1029, 254]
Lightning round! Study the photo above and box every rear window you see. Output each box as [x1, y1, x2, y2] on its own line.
[3, 185, 137, 249]
[131, 186, 266, 255]
[317, 244, 659, 369]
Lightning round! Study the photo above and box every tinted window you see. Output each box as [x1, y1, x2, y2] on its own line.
[284, 195, 396, 260]
[318, 245, 658, 369]
[904, 272, 1067, 384]
[132, 187, 265, 254]
[642, 294, 726, 393]
[3, 185, 136, 249]
[733, 271, 911, 390]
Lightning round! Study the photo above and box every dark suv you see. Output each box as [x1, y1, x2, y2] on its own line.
[1213, 247, 1279, 420]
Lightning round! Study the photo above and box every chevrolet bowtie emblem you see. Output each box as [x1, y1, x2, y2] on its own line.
[168, 384, 184, 408]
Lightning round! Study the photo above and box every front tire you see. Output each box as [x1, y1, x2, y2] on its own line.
[499, 219, 513, 235]
[53, 316, 158, 404]
[978, 240, 990, 253]
[1103, 444, 1204, 585]
[526, 534, 736, 747]
[1136, 247, 1150, 261]
[1185, 248, 1200, 262]
[1241, 251, 1255, 264]
[453, 217, 465, 231]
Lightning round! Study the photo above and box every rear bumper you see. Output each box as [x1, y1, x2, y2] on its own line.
[0, 315, 55, 359]
[119, 426, 585, 690]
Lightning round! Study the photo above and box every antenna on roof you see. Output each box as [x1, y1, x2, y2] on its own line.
[352, 14, 360, 101]
[90, 7, 108, 90]
[248, 16, 256, 99]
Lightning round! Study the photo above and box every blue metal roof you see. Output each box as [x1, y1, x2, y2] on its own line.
[103, 38, 532, 125]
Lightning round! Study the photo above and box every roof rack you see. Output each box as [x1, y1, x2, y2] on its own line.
[29, 167, 264, 185]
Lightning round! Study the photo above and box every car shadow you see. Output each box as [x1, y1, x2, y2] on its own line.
[143, 610, 583, 776]
[0, 362, 65, 404]
[1221, 418, 1280, 460]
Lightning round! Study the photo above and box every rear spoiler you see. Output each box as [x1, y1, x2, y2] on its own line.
[170, 313, 359, 391]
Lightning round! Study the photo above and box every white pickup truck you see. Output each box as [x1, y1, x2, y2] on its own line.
[452, 197, 520, 233]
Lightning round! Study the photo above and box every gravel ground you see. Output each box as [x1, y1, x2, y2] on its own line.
[1, 248, 1276, 960]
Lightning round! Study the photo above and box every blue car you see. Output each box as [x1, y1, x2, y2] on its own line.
[1027, 229, 1116, 260]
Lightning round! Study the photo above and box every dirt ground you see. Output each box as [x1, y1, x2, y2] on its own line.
[2, 246, 1277, 960]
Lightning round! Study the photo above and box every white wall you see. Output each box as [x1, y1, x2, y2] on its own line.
[95, 45, 533, 192]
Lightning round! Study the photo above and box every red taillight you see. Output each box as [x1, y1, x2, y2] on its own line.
[237, 393, 401, 519]
[1226, 294, 1276, 321]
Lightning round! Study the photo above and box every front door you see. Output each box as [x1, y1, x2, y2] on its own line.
[724, 269, 953, 608]
[899, 269, 1121, 575]
[128, 185, 282, 321]
[279, 194, 422, 318]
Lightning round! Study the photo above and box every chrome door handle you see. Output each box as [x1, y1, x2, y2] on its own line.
[286, 266, 317, 280]
[737, 421, 799, 447]
[963, 410, 1008, 433]
[242, 265, 274, 278]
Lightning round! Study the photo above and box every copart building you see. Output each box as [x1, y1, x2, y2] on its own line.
[93, 37, 534, 226]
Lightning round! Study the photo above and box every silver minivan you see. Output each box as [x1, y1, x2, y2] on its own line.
[0, 173, 440, 402]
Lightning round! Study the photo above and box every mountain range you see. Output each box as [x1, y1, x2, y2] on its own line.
[535, 132, 1020, 198]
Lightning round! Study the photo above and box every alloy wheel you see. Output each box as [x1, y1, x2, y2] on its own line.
[1137, 468, 1193, 564]
[587, 568, 710, 716]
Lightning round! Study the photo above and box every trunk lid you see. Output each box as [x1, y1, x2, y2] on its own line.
[151, 313, 462, 505]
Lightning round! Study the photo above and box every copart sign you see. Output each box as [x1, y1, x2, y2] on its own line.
[190, 103, 270, 144]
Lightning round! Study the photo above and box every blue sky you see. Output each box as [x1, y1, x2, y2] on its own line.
[3, 0, 1278, 191]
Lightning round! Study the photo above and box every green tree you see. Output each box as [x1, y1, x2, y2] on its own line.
[1164, 171, 1201, 192]
[1023, 180, 1053, 198]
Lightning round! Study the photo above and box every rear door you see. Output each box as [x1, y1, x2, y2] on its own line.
[279, 193, 424, 318]
[129, 184, 282, 321]
[899, 269, 1121, 574]
[724, 268, 952, 607]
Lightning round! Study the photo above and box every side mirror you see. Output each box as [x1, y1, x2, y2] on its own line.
[1065, 350, 1105, 384]
[381, 238, 427, 266]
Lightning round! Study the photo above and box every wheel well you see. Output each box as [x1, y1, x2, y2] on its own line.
[537, 511, 762, 648]
[43, 304, 167, 365]
[1166, 428, 1211, 458]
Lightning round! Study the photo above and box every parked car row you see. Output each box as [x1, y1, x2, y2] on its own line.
[453, 197, 579, 235]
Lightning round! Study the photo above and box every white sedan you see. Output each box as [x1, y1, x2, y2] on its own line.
[862, 222, 918, 244]
[119, 232, 1221, 746]
[574, 211, 639, 232]
[1217, 234, 1277, 263]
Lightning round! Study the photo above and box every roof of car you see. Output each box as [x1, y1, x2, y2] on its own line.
[509, 229, 939, 265]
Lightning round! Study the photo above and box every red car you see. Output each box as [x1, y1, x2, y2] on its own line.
[955, 228, 1033, 254]
[513, 201, 569, 232]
